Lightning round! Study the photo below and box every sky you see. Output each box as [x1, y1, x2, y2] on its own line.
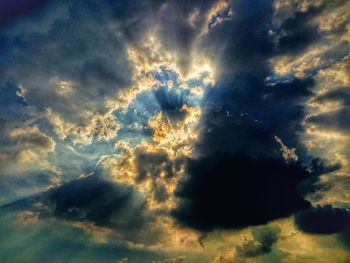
[0, 0, 349, 262]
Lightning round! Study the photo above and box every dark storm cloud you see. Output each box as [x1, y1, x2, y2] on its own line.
[193, 107, 277, 157]
[200, 0, 274, 77]
[172, 0, 338, 231]
[198, 0, 317, 148]
[173, 149, 311, 231]
[294, 205, 350, 234]
[204, 76, 315, 148]
[172, 89, 331, 230]
[199, 0, 334, 76]
[236, 226, 280, 257]
[46, 174, 148, 230]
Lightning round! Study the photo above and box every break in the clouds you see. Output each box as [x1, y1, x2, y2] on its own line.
[0, 0, 349, 262]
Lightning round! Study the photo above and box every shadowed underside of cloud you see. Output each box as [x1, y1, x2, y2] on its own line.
[294, 205, 350, 234]
[46, 174, 149, 231]
[0, 172, 159, 247]
[173, 150, 311, 231]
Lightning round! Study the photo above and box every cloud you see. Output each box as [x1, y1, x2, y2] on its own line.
[199, 0, 274, 77]
[294, 205, 350, 234]
[171, 95, 334, 230]
[308, 175, 350, 207]
[135, 148, 173, 181]
[134, 149, 175, 203]
[307, 88, 350, 132]
[134, 147, 191, 207]
[117, 258, 128, 263]
[170, 0, 347, 232]
[308, 108, 350, 132]
[235, 226, 280, 257]
[9, 125, 55, 154]
[0, 206, 165, 263]
[154, 0, 217, 74]
[0, 124, 56, 172]
[173, 149, 311, 231]
[154, 255, 187, 263]
[46, 174, 150, 235]
[275, 136, 299, 161]
[274, 4, 321, 54]
[46, 110, 120, 145]
[0, 120, 60, 204]
[0, 0, 350, 261]
[0, 0, 148, 145]
[0, 0, 51, 26]
[153, 85, 188, 121]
